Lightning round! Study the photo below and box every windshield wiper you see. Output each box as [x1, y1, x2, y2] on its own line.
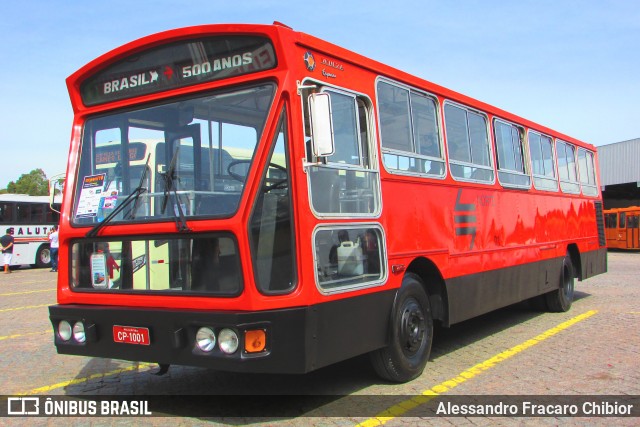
[85, 187, 147, 238]
[160, 147, 191, 233]
[127, 154, 151, 220]
[86, 154, 151, 238]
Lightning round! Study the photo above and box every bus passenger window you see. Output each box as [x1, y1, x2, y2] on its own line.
[493, 119, 530, 188]
[377, 80, 444, 176]
[314, 226, 385, 291]
[444, 103, 494, 182]
[578, 148, 598, 196]
[557, 140, 580, 194]
[529, 131, 558, 192]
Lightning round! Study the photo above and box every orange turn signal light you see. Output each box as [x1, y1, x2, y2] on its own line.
[244, 329, 266, 353]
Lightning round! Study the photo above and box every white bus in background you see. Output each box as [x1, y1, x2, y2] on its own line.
[0, 194, 62, 268]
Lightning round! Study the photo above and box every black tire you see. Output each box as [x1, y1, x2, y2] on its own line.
[545, 254, 574, 312]
[35, 245, 51, 268]
[370, 273, 433, 382]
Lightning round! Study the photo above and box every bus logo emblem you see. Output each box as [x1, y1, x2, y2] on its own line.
[163, 66, 174, 80]
[304, 51, 316, 72]
[454, 189, 477, 250]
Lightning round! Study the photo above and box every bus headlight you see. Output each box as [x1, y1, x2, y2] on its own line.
[58, 320, 72, 341]
[218, 328, 239, 354]
[73, 321, 86, 343]
[196, 327, 216, 352]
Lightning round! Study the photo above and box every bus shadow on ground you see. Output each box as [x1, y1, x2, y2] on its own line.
[431, 290, 591, 358]
[62, 291, 592, 421]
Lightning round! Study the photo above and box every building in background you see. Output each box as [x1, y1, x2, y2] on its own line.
[599, 138, 640, 209]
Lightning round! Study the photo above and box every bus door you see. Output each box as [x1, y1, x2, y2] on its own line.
[301, 82, 385, 290]
[616, 211, 627, 249]
[626, 213, 639, 249]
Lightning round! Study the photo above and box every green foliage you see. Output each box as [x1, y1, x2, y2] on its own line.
[5, 169, 49, 196]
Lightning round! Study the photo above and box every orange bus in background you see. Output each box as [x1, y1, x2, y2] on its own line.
[49, 22, 607, 383]
[604, 207, 640, 249]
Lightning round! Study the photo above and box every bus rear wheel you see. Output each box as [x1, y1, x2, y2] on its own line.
[545, 254, 574, 312]
[370, 273, 433, 383]
[34, 245, 51, 268]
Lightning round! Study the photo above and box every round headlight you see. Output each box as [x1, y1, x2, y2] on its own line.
[196, 327, 216, 352]
[73, 321, 86, 343]
[58, 320, 72, 341]
[218, 328, 239, 354]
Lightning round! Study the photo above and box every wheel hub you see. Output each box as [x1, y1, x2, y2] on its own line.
[400, 299, 425, 355]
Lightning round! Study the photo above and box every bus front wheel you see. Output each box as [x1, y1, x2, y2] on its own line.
[545, 254, 574, 312]
[370, 273, 433, 383]
[34, 245, 51, 268]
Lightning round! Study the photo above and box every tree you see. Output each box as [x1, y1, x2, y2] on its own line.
[6, 169, 49, 196]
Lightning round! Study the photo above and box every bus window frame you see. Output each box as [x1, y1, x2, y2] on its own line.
[375, 77, 446, 180]
[619, 211, 626, 228]
[443, 100, 496, 185]
[527, 129, 559, 192]
[493, 118, 532, 190]
[312, 223, 387, 295]
[556, 139, 581, 194]
[301, 79, 382, 219]
[577, 147, 598, 197]
[248, 106, 297, 295]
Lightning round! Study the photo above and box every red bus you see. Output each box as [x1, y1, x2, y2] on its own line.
[49, 22, 607, 382]
[604, 207, 640, 249]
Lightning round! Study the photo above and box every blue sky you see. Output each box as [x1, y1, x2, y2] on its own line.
[1, 0, 638, 189]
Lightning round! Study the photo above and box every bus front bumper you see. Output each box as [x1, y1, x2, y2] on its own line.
[49, 304, 310, 374]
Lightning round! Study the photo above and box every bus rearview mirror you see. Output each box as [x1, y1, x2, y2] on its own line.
[48, 173, 65, 214]
[309, 93, 335, 158]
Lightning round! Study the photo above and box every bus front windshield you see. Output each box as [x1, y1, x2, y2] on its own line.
[73, 84, 275, 226]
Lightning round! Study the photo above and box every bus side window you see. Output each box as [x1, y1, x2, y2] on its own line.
[444, 102, 494, 183]
[377, 80, 444, 177]
[619, 212, 626, 228]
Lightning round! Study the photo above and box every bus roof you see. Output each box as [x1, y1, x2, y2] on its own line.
[67, 22, 595, 151]
[0, 194, 63, 204]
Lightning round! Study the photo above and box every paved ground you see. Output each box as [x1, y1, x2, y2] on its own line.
[0, 251, 638, 426]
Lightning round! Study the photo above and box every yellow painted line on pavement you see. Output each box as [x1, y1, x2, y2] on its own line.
[0, 330, 50, 341]
[0, 303, 51, 313]
[0, 279, 55, 286]
[18, 363, 156, 395]
[0, 288, 55, 297]
[356, 309, 598, 427]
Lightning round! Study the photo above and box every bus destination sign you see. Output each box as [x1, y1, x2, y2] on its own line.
[80, 36, 276, 106]
[95, 143, 147, 165]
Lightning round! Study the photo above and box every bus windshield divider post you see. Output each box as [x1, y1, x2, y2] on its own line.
[160, 146, 191, 233]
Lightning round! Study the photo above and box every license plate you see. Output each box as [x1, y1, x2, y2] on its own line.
[113, 325, 150, 345]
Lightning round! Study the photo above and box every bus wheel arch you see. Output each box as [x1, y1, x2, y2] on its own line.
[406, 257, 448, 326]
[370, 272, 434, 382]
[34, 244, 51, 268]
[545, 252, 575, 312]
[566, 243, 581, 280]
